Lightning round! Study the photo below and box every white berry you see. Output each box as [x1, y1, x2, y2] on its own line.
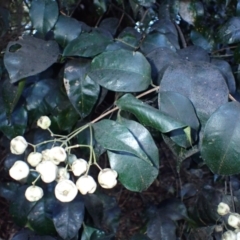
[55, 179, 78, 202]
[36, 160, 58, 183]
[71, 159, 88, 176]
[98, 168, 118, 189]
[50, 146, 67, 163]
[9, 160, 30, 181]
[228, 213, 240, 229]
[25, 185, 43, 202]
[222, 230, 237, 240]
[27, 152, 42, 167]
[37, 116, 51, 129]
[56, 167, 70, 182]
[10, 136, 28, 155]
[76, 175, 97, 195]
[217, 202, 230, 216]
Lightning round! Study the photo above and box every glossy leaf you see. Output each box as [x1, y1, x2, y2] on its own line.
[53, 15, 82, 48]
[160, 61, 229, 125]
[4, 36, 60, 83]
[93, 119, 152, 165]
[63, 29, 113, 57]
[0, 105, 28, 139]
[108, 119, 159, 191]
[108, 151, 157, 192]
[44, 84, 79, 133]
[0, 7, 10, 37]
[116, 94, 187, 133]
[9, 186, 37, 227]
[190, 185, 222, 225]
[64, 59, 100, 118]
[211, 59, 236, 94]
[201, 102, 240, 175]
[2, 78, 25, 119]
[30, 0, 58, 36]
[157, 198, 188, 221]
[53, 195, 85, 239]
[146, 47, 180, 84]
[113, 27, 141, 51]
[147, 214, 177, 240]
[141, 32, 176, 54]
[218, 17, 240, 44]
[88, 49, 151, 92]
[159, 91, 199, 147]
[177, 46, 210, 62]
[81, 225, 96, 240]
[0, 182, 20, 201]
[28, 195, 56, 235]
[190, 30, 214, 51]
[99, 17, 119, 36]
[132, 0, 155, 7]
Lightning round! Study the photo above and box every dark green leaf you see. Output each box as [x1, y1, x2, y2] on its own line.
[189, 185, 222, 225]
[4, 36, 60, 83]
[99, 18, 119, 36]
[0, 7, 10, 37]
[141, 32, 176, 54]
[116, 94, 186, 133]
[0, 105, 28, 139]
[211, 59, 236, 94]
[93, 119, 152, 165]
[132, 0, 155, 7]
[217, 17, 240, 44]
[158, 91, 199, 130]
[53, 195, 85, 240]
[108, 119, 159, 191]
[88, 49, 151, 92]
[146, 47, 180, 84]
[201, 101, 240, 175]
[147, 214, 176, 240]
[177, 46, 210, 62]
[9, 186, 37, 227]
[81, 226, 97, 240]
[53, 15, 82, 48]
[114, 27, 141, 51]
[160, 61, 229, 125]
[0, 182, 20, 201]
[159, 91, 199, 147]
[157, 198, 188, 221]
[64, 59, 100, 118]
[30, 0, 58, 36]
[63, 29, 113, 57]
[44, 85, 79, 133]
[28, 194, 56, 235]
[190, 30, 214, 51]
[2, 78, 25, 119]
[24, 79, 55, 111]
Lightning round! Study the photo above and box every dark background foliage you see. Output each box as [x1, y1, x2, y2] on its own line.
[1, 0, 240, 239]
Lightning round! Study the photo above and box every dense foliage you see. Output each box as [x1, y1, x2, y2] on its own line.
[1, 0, 240, 239]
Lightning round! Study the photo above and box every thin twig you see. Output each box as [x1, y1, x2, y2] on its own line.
[229, 178, 236, 212]
[229, 93, 236, 101]
[211, 45, 237, 55]
[140, 8, 150, 23]
[174, 23, 187, 48]
[111, 4, 135, 25]
[91, 86, 160, 124]
[70, 0, 82, 17]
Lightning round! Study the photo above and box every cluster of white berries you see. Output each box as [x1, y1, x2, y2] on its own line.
[8, 116, 118, 203]
[217, 202, 240, 240]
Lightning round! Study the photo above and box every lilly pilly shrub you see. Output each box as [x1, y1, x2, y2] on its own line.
[9, 116, 118, 202]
